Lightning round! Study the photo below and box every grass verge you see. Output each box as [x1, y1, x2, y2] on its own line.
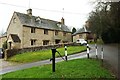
[8, 46, 86, 63]
[2, 58, 116, 79]
[88, 39, 104, 44]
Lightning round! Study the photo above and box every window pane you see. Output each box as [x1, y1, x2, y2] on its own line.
[31, 40, 33, 45]
[31, 28, 35, 33]
[44, 29, 48, 34]
[31, 39, 36, 45]
[55, 31, 58, 35]
[63, 32, 66, 36]
[13, 18, 16, 23]
[43, 40, 49, 45]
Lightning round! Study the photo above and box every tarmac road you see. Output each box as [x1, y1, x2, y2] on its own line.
[89, 44, 119, 79]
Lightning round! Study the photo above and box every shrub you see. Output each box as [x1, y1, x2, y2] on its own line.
[2, 41, 7, 49]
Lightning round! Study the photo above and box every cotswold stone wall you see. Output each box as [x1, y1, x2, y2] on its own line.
[22, 26, 72, 48]
[4, 43, 79, 60]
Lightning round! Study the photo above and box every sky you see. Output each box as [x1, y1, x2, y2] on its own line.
[0, 0, 95, 33]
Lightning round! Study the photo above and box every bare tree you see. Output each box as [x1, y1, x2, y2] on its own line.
[0, 28, 5, 37]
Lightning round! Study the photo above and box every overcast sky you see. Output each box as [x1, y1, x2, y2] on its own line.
[0, 0, 95, 33]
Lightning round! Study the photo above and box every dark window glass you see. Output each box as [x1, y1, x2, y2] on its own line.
[31, 28, 35, 33]
[43, 40, 49, 45]
[63, 32, 66, 36]
[55, 31, 58, 35]
[31, 39, 36, 45]
[44, 29, 48, 35]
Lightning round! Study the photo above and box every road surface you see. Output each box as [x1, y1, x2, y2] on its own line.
[89, 44, 119, 79]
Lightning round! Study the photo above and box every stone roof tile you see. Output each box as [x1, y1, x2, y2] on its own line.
[16, 12, 71, 32]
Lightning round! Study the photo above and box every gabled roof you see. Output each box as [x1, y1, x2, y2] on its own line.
[15, 12, 71, 32]
[10, 34, 21, 43]
[73, 27, 91, 35]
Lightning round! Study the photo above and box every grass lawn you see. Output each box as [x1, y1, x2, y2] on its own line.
[2, 58, 115, 79]
[8, 46, 86, 63]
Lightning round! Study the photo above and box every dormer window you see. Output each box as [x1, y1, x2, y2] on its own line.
[57, 23, 61, 28]
[35, 16, 41, 23]
[13, 18, 17, 23]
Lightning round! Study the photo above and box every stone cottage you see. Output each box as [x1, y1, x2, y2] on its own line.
[72, 26, 93, 42]
[7, 9, 72, 49]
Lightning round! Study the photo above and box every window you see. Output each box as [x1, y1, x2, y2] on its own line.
[55, 31, 58, 35]
[63, 41, 68, 43]
[35, 17, 41, 23]
[31, 27, 35, 33]
[55, 39, 60, 44]
[63, 32, 66, 36]
[43, 40, 49, 45]
[57, 23, 61, 27]
[31, 39, 36, 45]
[35, 17, 41, 21]
[13, 18, 17, 23]
[79, 34, 82, 38]
[44, 29, 48, 35]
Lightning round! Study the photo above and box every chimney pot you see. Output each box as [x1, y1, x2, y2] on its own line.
[27, 9, 32, 16]
[61, 17, 65, 25]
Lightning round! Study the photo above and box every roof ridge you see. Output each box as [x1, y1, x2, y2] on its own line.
[15, 12, 60, 23]
[15, 11, 71, 32]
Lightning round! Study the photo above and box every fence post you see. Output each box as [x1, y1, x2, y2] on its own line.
[87, 44, 89, 59]
[101, 46, 104, 62]
[101, 46, 104, 66]
[51, 48, 56, 72]
[95, 44, 98, 58]
[65, 46, 67, 61]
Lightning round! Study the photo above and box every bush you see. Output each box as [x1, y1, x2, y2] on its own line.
[2, 41, 7, 49]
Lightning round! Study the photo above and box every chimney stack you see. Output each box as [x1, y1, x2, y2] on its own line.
[27, 9, 32, 16]
[61, 17, 65, 25]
